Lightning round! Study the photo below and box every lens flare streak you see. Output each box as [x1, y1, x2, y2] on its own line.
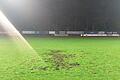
[0, 10, 35, 51]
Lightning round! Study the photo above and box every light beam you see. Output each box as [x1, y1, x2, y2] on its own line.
[0, 10, 35, 51]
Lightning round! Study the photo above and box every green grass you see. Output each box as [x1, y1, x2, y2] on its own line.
[0, 36, 120, 80]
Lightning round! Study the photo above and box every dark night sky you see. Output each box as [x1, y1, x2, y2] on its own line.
[1, 0, 120, 31]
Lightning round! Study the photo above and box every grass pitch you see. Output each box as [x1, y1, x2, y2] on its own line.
[0, 37, 120, 80]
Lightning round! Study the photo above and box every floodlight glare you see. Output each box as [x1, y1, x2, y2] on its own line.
[0, 10, 38, 56]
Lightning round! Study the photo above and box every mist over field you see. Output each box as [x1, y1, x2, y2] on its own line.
[1, 0, 120, 31]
